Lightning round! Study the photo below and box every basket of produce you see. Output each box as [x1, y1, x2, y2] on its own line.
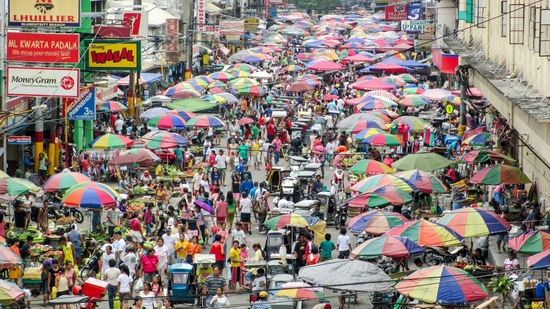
[22, 267, 42, 280]
[127, 199, 146, 213]
[189, 146, 204, 156]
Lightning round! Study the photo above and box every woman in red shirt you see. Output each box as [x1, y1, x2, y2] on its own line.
[216, 195, 228, 224]
[141, 249, 159, 283]
[209, 234, 225, 270]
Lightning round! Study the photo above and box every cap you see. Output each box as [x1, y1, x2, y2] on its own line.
[259, 291, 268, 298]
[114, 231, 122, 235]
[166, 227, 171, 232]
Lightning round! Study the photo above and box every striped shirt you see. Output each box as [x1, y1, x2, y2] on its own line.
[204, 274, 226, 295]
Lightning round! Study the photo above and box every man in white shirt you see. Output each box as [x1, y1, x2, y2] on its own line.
[112, 231, 126, 263]
[239, 192, 253, 234]
[215, 149, 227, 186]
[115, 116, 124, 134]
[326, 140, 335, 168]
[154, 238, 170, 285]
[228, 121, 239, 135]
[277, 196, 294, 213]
[20, 193, 34, 229]
[231, 223, 248, 247]
[162, 227, 178, 265]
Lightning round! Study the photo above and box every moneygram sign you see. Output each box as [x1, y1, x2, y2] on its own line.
[8, 0, 81, 27]
[63, 86, 96, 121]
[7, 32, 79, 63]
[85, 40, 141, 71]
[7, 67, 79, 97]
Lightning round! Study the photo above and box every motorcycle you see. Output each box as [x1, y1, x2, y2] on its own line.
[79, 249, 102, 281]
[333, 169, 344, 189]
[401, 207, 412, 220]
[41, 194, 85, 223]
[422, 244, 472, 266]
[334, 202, 347, 229]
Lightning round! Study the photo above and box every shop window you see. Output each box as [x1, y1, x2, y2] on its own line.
[509, 4, 525, 44]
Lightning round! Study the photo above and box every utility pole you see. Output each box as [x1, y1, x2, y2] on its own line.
[185, 0, 195, 80]
[128, 0, 142, 119]
[0, 0, 7, 171]
[456, 65, 470, 137]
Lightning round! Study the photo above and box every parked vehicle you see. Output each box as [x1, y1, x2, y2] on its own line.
[79, 250, 103, 281]
[422, 244, 472, 266]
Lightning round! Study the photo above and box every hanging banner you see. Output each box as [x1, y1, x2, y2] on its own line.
[385, 5, 408, 21]
[6, 32, 80, 63]
[85, 40, 141, 71]
[8, 0, 81, 27]
[197, 0, 206, 31]
[123, 11, 149, 40]
[220, 20, 245, 35]
[63, 86, 96, 121]
[407, 2, 423, 20]
[7, 67, 79, 97]
[166, 19, 179, 52]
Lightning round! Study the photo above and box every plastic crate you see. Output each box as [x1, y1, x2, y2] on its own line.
[82, 278, 108, 298]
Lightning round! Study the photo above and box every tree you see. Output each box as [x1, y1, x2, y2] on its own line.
[488, 275, 518, 306]
[293, 0, 342, 14]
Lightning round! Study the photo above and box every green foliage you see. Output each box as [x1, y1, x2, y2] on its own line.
[488, 275, 517, 304]
[292, 0, 342, 13]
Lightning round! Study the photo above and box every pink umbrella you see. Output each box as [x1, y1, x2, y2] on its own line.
[353, 79, 396, 91]
[451, 87, 483, 97]
[314, 145, 326, 152]
[422, 89, 453, 101]
[238, 117, 255, 125]
[308, 61, 343, 71]
[324, 94, 339, 100]
[0, 247, 22, 266]
[343, 54, 373, 63]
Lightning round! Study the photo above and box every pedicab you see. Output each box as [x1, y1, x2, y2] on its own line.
[315, 191, 338, 224]
[265, 167, 292, 192]
[296, 171, 317, 199]
[168, 262, 195, 304]
[264, 229, 292, 262]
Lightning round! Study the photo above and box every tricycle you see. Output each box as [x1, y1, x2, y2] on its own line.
[315, 192, 338, 224]
[265, 167, 292, 192]
[168, 262, 195, 304]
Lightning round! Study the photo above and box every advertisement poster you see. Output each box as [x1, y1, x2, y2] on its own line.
[7, 32, 80, 63]
[166, 19, 179, 52]
[407, 2, 423, 20]
[197, 0, 205, 31]
[85, 40, 141, 71]
[8, 0, 81, 27]
[7, 66, 79, 97]
[385, 5, 408, 21]
[123, 11, 148, 40]
[63, 86, 96, 121]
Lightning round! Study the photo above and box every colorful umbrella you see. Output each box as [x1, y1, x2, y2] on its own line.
[208, 72, 235, 81]
[349, 159, 395, 175]
[264, 213, 320, 230]
[189, 76, 215, 87]
[232, 70, 251, 78]
[385, 220, 464, 247]
[97, 101, 127, 112]
[287, 82, 315, 93]
[236, 84, 265, 96]
[348, 210, 410, 235]
[276, 284, 326, 301]
[89, 134, 134, 149]
[43, 170, 91, 192]
[442, 95, 462, 106]
[358, 99, 394, 111]
[207, 81, 228, 89]
[353, 128, 387, 140]
[0, 171, 8, 179]
[282, 65, 304, 72]
[169, 89, 201, 99]
[147, 114, 186, 130]
[167, 110, 196, 121]
[215, 92, 240, 103]
[422, 89, 452, 101]
[437, 208, 511, 238]
[0, 280, 25, 305]
[308, 61, 343, 71]
[397, 74, 418, 83]
[344, 186, 413, 208]
[202, 95, 227, 104]
[167, 99, 217, 113]
[392, 116, 428, 133]
[365, 90, 398, 101]
[470, 164, 531, 185]
[399, 95, 430, 107]
[395, 170, 447, 194]
[226, 63, 256, 72]
[238, 117, 255, 125]
[61, 185, 118, 209]
[392, 151, 452, 172]
[403, 87, 425, 95]
[108, 149, 161, 166]
[462, 132, 490, 146]
[139, 107, 171, 120]
[351, 236, 424, 259]
[145, 132, 190, 149]
[352, 174, 416, 193]
[395, 266, 489, 304]
[527, 249, 550, 269]
[194, 200, 215, 214]
[362, 133, 404, 146]
[462, 149, 516, 163]
[509, 230, 550, 254]
[352, 79, 396, 91]
[186, 115, 225, 128]
[380, 76, 406, 87]
[0, 178, 40, 196]
[345, 120, 388, 134]
[64, 182, 118, 200]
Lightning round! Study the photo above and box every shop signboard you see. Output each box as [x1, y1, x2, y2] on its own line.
[6, 32, 80, 63]
[197, 0, 205, 31]
[85, 40, 141, 71]
[220, 20, 245, 35]
[63, 86, 96, 121]
[385, 5, 408, 21]
[7, 66, 79, 97]
[8, 0, 81, 27]
[123, 11, 148, 40]
[407, 2, 423, 20]
[400, 20, 434, 33]
[7, 136, 31, 145]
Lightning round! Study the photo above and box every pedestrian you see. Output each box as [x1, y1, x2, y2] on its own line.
[337, 228, 351, 259]
[203, 266, 227, 306]
[140, 249, 158, 283]
[228, 241, 242, 292]
[209, 287, 230, 308]
[319, 234, 336, 261]
[104, 259, 120, 309]
[139, 283, 155, 309]
[239, 192, 253, 234]
[117, 264, 133, 309]
[226, 191, 237, 230]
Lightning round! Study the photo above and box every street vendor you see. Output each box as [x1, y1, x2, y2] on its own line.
[469, 240, 486, 265]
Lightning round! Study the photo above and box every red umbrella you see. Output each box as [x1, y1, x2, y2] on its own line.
[308, 61, 343, 71]
[210, 87, 223, 93]
[343, 54, 373, 63]
[324, 94, 339, 100]
[287, 82, 315, 92]
[238, 117, 255, 125]
[369, 63, 407, 74]
[452, 87, 483, 97]
[353, 79, 396, 91]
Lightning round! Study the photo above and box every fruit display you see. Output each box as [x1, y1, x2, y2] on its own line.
[454, 261, 469, 268]
[189, 146, 204, 155]
[22, 267, 42, 280]
[474, 264, 495, 271]
[7, 228, 44, 244]
[342, 154, 364, 167]
[144, 240, 156, 250]
[127, 198, 152, 212]
[56, 217, 77, 224]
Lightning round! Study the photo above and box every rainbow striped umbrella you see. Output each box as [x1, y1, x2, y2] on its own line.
[462, 132, 489, 146]
[226, 63, 256, 72]
[358, 99, 395, 111]
[264, 213, 320, 230]
[97, 101, 127, 112]
[385, 220, 464, 247]
[208, 72, 235, 81]
[252, 47, 276, 54]
[381, 76, 406, 87]
[395, 170, 447, 194]
[189, 76, 215, 87]
[163, 83, 202, 96]
[145, 132, 190, 149]
[361, 133, 404, 146]
[89, 134, 134, 149]
[232, 70, 251, 78]
[397, 74, 418, 83]
[395, 266, 488, 304]
[351, 236, 424, 259]
[527, 249, 550, 269]
[353, 128, 387, 140]
[0, 279, 25, 305]
[207, 81, 228, 89]
[342, 42, 365, 49]
[403, 87, 425, 95]
[344, 186, 413, 208]
[392, 116, 428, 133]
[365, 111, 391, 123]
[349, 159, 395, 175]
[147, 114, 186, 129]
[236, 84, 265, 96]
[470, 164, 531, 185]
[399, 95, 431, 107]
[345, 119, 388, 134]
[61, 185, 118, 209]
[384, 50, 406, 59]
[437, 208, 511, 238]
[348, 210, 410, 235]
[231, 77, 260, 86]
[43, 170, 91, 192]
[509, 230, 550, 254]
[179, 82, 204, 92]
[352, 174, 417, 193]
[442, 95, 462, 106]
[202, 95, 227, 104]
[167, 110, 196, 121]
[0, 178, 40, 196]
[65, 182, 118, 199]
[186, 115, 225, 128]
[282, 65, 304, 72]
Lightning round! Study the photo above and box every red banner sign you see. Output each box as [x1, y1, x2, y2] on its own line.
[6, 32, 79, 63]
[166, 19, 179, 53]
[385, 5, 408, 21]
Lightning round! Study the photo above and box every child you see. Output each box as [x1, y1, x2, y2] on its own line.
[306, 247, 320, 265]
[319, 234, 336, 261]
[239, 244, 248, 287]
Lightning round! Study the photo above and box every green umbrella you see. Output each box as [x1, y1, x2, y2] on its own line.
[167, 99, 217, 112]
[392, 151, 452, 172]
[0, 178, 40, 196]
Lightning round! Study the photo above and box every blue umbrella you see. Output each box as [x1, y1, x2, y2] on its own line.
[444, 134, 461, 145]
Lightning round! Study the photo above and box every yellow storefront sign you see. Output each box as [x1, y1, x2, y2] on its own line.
[85, 40, 142, 71]
[8, 0, 81, 27]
